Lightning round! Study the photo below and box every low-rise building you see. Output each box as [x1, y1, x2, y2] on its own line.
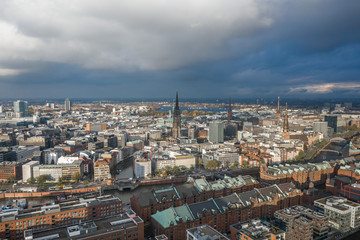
[11, 146, 40, 163]
[29, 209, 144, 240]
[151, 183, 303, 240]
[32, 160, 83, 182]
[154, 154, 196, 169]
[260, 161, 335, 189]
[230, 218, 285, 240]
[0, 195, 122, 240]
[94, 159, 111, 181]
[187, 225, 229, 240]
[43, 148, 65, 164]
[131, 175, 258, 222]
[274, 205, 328, 240]
[314, 196, 360, 233]
[0, 161, 22, 181]
[22, 161, 39, 182]
[135, 158, 152, 178]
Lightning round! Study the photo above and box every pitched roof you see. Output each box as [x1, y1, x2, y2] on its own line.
[188, 199, 222, 219]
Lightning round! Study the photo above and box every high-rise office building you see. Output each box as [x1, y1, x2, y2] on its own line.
[313, 121, 328, 137]
[324, 115, 338, 132]
[65, 98, 71, 112]
[172, 91, 181, 139]
[209, 122, 224, 143]
[13, 100, 28, 117]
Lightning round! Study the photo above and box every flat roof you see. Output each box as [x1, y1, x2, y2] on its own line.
[231, 218, 284, 240]
[187, 225, 229, 240]
[33, 214, 142, 240]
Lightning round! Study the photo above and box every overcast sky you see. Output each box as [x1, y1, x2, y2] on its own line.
[0, 0, 359, 99]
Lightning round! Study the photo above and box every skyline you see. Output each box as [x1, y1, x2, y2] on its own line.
[0, 0, 360, 98]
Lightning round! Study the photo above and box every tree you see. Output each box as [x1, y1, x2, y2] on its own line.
[242, 160, 249, 168]
[205, 160, 220, 171]
[37, 175, 47, 184]
[230, 162, 239, 171]
[154, 169, 162, 177]
[58, 176, 63, 184]
[164, 166, 173, 175]
[172, 166, 181, 176]
[61, 176, 68, 183]
[7, 176, 16, 183]
[27, 177, 36, 184]
[71, 172, 81, 183]
[223, 161, 230, 168]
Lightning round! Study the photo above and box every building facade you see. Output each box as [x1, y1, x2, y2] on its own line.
[0, 195, 122, 240]
[209, 122, 224, 143]
[187, 225, 229, 240]
[14, 100, 28, 117]
[65, 98, 71, 112]
[274, 205, 329, 240]
[131, 175, 258, 222]
[230, 218, 285, 240]
[0, 161, 22, 181]
[29, 209, 144, 240]
[314, 196, 360, 233]
[151, 183, 303, 240]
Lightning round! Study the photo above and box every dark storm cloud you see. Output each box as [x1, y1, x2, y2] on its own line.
[0, 0, 359, 98]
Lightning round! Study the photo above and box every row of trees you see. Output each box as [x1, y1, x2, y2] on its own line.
[204, 159, 256, 171]
[153, 165, 192, 177]
[26, 175, 47, 184]
[24, 172, 82, 185]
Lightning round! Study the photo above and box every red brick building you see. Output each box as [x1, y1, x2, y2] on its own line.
[0, 195, 122, 240]
[260, 161, 335, 189]
[30, 209, 144, 240]
[131, 175, 258, 222]
[0, 161, 22, 181]
[151, 183, 303, 240]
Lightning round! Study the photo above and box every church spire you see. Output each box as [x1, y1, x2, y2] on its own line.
[276, 96, 281, 118]
[172, 91, 181, 139]
[175, 90, 179, 109]
[227, 97, 232, 122]
[283, 102, 289, 133]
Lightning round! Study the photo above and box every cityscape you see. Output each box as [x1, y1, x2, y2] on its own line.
[1, 1, 360, 240]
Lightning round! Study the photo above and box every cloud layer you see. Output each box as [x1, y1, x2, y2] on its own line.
[290, 82, 360, 93]
[0, 0, 359, 98]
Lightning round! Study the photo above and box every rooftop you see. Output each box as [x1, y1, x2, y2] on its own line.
[187, 225, 229, 240]
[275, 205, 327, 220]
[32, 213, 143, 240]
[315, 196, 360, 211]
[0, 195, 121, 223]
[231, 218, 284, 240]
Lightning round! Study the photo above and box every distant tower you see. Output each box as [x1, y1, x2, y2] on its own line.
[276, 96, 281, 118]
[14, 100, 28, 117]
[65, 98, 71, 112]
[227, 97, 232, 122]
[209, 122, 224, 143]
[283, 103, 290, 139]
[172, 91, 181, 139]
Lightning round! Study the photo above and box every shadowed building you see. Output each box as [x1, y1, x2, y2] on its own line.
[151, 183, 303, 240]
[276, 96, 281, 118]
[209, 122, 224, 143]
[227, 97, 232, 122]
[172, 91, 181, 139]
[283, 103, 290, 139]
